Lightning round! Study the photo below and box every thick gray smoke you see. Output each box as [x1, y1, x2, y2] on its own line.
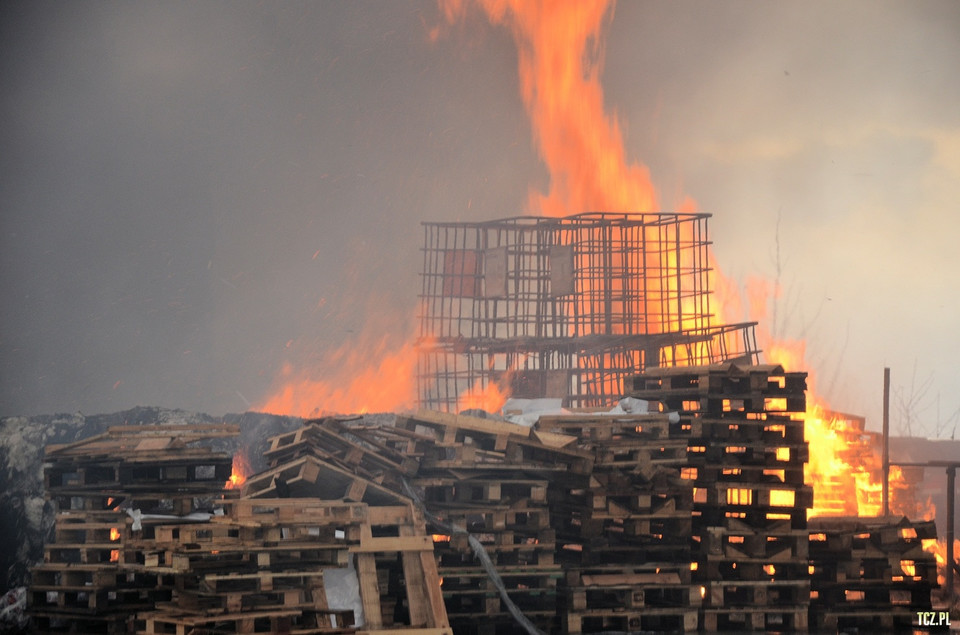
[2, 1, 958, 435]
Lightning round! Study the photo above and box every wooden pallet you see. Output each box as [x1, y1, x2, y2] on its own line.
[535, 413, 675, 442]
[810, 608, 929, 633]
[700, 606, 808, 632]
[140, 607, 355, 634]
[705, 579, 810, 607]
[562, 606, 699, 633]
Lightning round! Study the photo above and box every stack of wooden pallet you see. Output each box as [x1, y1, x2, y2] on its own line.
[132, 417, 451, 634]
[133, 495, 449, 634]
[632, 363, 813, 632]
[392, 410, 588, 635]
[29, 368, 945, 634]
[808, 515, 938, 632]
[132, 497, 361, 633]
[238, 419, 450, 634]
[533, 412, 700, 633]
[28, 424, 238, 633]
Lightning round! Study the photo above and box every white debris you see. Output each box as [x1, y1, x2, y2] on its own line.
[502, 395, 679, 426]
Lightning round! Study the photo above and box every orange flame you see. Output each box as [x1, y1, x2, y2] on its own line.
[266, 0, 960, 546]
[458, 378, 509, 414]
[257, 334, 426, 417]
[443, 0, 656, 217]
[449, 0, 907, 524]
[226, 449, 252, 490]
[109, 527, 120, 541]
[923, 538, 960, 587]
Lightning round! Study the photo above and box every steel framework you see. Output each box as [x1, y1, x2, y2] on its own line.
[417, 212, 759, 411]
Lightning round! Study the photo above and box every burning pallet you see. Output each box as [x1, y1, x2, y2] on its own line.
[808, 515, 939, 632]
[631, 363, 813, 632]
[27, 363, 947, 633]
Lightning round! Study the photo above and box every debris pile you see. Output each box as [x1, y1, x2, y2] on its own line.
[26, 363, 943, 633]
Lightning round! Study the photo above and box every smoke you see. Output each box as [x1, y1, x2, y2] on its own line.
[2, 1, 959, 432]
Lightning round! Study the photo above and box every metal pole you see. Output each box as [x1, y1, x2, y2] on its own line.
[947, 465, 955, 603]
[882, 367, 890, 517]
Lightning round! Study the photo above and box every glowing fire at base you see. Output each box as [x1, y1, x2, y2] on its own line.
[458, 378, 509, 414]
[226, 450, 252, 490]
[923, 538, 960, 587]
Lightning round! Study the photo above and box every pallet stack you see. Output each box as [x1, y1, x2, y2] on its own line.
[28, 424, 238, 633]
[28, 366, 946, 634]
[226, 420, 451, 634]
[808, 515, 939, 632]
[393, 410, 588, 635]
[632, 363, 813, 632]
[534, 412, 700, 633]
[132, 496, 449, 634]
[131, 498, 361, 633]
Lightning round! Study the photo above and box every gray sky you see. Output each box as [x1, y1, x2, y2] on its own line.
[2, 1, 958, 436]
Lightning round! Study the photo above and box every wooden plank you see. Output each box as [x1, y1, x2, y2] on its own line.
[358, 629, 453, 635]
[356, 552, 383, 628]
[531, 429, 577, 449]
[410, 409, 531, 439]
[351, 535, 434, 554]
[399, 524, 431, 627]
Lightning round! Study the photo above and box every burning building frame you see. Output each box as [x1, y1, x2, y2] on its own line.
[416, 212, 760, 412]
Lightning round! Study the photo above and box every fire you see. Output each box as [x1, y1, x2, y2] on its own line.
[226, 449, 252, 490]
[257, 333, 425, 417]
[745, 284, 886, 518]
[458, 378, 509, 414]
[441, 0, 656, 217]
[108, 526, 121, 562]
[923, 538, 960, 587]
[263, 2, 949, 563]
[432, 1, 938, 536]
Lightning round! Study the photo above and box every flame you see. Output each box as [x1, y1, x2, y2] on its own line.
[441, 0, 655, 217]
[923, 538, 960, 587]
[109, 527, 120, 541]
[458, 377, 509, 414]
[760, 316, 885, 516]
[459, 0, 960, 491]
[226, 449, 253, 490]
[258, 333, 426, 417]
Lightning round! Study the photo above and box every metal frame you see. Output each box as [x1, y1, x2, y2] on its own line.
[417, 212, 760, 411]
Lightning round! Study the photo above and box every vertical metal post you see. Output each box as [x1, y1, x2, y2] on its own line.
[882, 367, 890, 517]
[947, 465, 956, 603]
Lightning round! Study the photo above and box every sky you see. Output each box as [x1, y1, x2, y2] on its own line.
[1, 1, 958, 437]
